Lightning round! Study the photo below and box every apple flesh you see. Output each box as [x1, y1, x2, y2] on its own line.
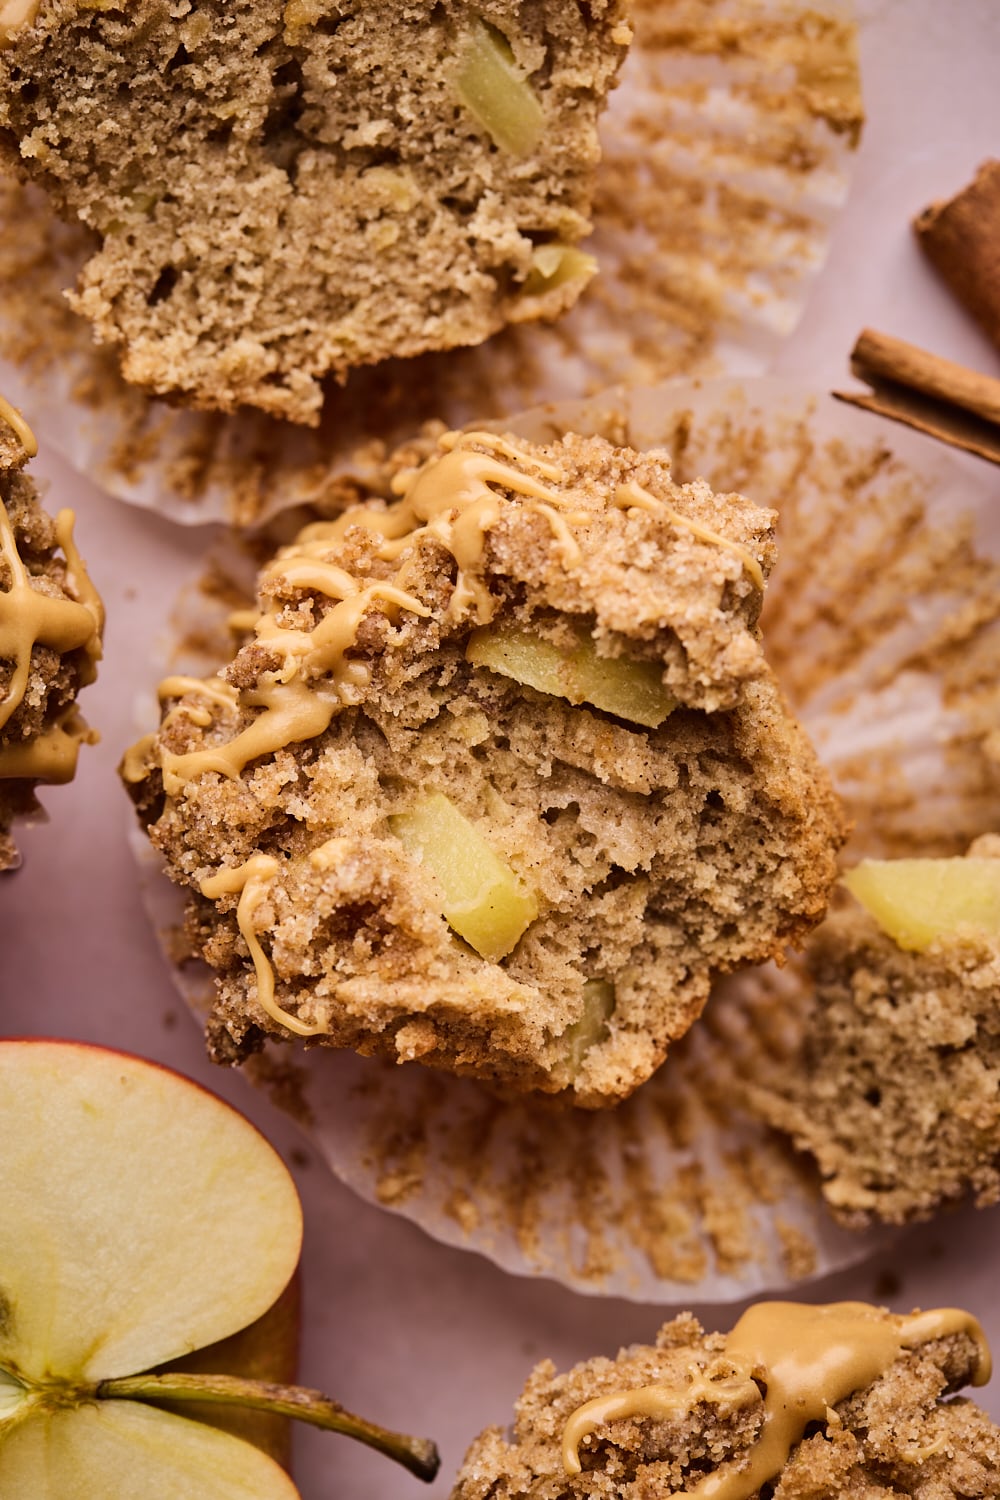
[560, 979, 616, 1072]
[521, 243, 598, 298]
[466, 622, 675, 728]
[843, 857, 1000, 950]
[452, 16, 544, 157]
[389, 790, 538, 960]
[0, 1041, 438, 1499]
[0, 1039, 302, 1386]
[0, 1401, 300, 1500]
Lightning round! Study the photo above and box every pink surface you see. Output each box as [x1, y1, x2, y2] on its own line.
[3, 1, 999, 1496]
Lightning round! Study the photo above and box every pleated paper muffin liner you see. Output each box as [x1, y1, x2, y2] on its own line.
[130, 375, 999, 1301]
[0, 0, 860, 526]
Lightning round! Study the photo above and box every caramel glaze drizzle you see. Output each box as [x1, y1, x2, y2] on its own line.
[562, 1302, 991, 1499]
[129, 430, 767, 1036]
[0, 405, 104, 783]
[614, 479, 765, 591]
[0, 395, 38, 458]
[199, 854, 329, 1038]
[194, 836, 359, 1036]
[133, 430, 571, 797]
[136, 431, 766, 796]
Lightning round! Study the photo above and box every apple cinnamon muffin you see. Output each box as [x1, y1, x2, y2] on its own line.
[124, 428, 845, 1104]
[0, 398, 103, 871]
[0, 0, 631, 425]
[452, 1303, 996, 1500]
[748, 838, 1000, 1226]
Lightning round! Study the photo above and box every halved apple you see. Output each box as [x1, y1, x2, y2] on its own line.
[843, 857, 1000, 951]
[467, 622, 674, 728]
[0, 1041, 438, 1498]
[389, 791, 538, 960]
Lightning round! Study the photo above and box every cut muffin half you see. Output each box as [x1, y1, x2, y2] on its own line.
[750, 837, 1000, 1225]
[452, 1303, 994, 1500]
[0, 397, 103, 870]
[124, 428, 845, 1104]
[0, 0, 631, 424]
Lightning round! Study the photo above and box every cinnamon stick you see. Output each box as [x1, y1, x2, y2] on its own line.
[914, 161, 1000, 352]
[834, 328, 1000, 465]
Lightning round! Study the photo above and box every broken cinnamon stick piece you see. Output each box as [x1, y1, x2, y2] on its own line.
[834, 328, 1000, 465]
[914, 161, 1000, 352]
[850, 329, 1000, 423]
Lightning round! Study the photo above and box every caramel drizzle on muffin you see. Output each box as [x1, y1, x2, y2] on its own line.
[130, 429, 766, 795]
[124, 429, 769, 1037]
[562, 1302, 991, 1498]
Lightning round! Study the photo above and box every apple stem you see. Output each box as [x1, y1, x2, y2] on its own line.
[96, 1373, 440, 1482]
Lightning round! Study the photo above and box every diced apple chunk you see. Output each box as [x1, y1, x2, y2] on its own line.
[843, 857, 1000, 951]
[452, 17, 544, 156]
[561, 979, 616, 1071]
[467, 622, 674, 728]
[389, 791, 538, 961]
[521, 244, 598, 298]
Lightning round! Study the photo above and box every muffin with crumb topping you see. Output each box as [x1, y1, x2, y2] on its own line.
[452, 1303, 996, 1500]
[124, 426, 844, 1104]
[0, 0, 631, 424]
[0, 401, 103, 870]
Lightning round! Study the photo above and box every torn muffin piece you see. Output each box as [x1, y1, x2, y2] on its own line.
[0, 397, 103, 871]
[0, 0, 630, 425]
[452, 1302, 995, 1500]
[124, 428, 845, 1105]
[749, 836, 1000, 1226]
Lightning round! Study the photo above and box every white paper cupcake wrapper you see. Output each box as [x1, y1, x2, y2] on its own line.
[0, 0, 860, 526]
[131, 375, 1000, 1302]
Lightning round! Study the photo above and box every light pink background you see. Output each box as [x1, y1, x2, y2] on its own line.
[3, 1, 999, 1495]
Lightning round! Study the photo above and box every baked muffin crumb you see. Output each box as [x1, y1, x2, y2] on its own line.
[0, 0, 630, 423]
[125, 428, 845, 1102]
[748, 837, 1000, 1225]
